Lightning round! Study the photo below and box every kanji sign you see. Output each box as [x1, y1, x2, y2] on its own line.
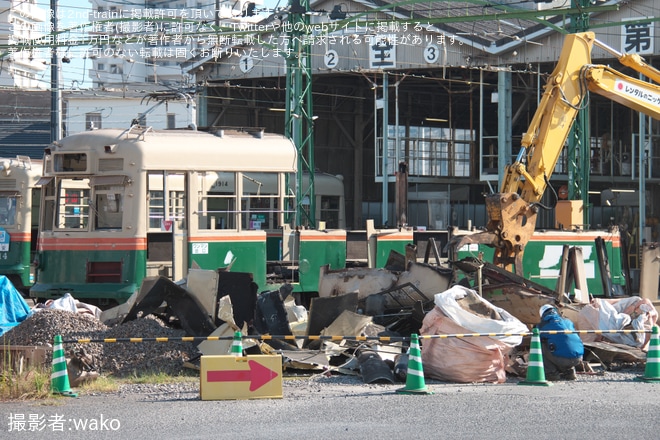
[621, 18, 654, 55]
[369, 35, 396, 69]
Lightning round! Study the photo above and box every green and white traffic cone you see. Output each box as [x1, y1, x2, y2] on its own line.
[50, 335, 78, 397]
[396, 333, 433, 395]
[519, 328, 552, 387]
[230, 331, 244, 356]
[637, 326, 660, 383]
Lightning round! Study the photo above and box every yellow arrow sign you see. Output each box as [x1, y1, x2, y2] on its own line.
[200, 355, 283, 400]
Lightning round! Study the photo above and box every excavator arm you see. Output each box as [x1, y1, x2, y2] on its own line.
[454, 31, 660, 275]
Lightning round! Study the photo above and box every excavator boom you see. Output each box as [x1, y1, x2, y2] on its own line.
[454, 32, 660, 274]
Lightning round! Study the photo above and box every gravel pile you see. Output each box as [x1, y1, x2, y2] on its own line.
[98, 315, 199, 376]
[1, 308, 109, 346]
[1, 309, 200, 377]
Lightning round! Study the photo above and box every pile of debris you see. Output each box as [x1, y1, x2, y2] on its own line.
[1, 250, 656, 386]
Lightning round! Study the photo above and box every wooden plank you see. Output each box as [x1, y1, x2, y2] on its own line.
[0, 345, 50, 373]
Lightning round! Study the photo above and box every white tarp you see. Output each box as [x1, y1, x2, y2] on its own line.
[577, 296, 658, 349]
[33, 292, 102, 319]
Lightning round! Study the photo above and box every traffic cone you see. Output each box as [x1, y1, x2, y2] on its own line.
[50, 335, 78, 397]
[230, 331, 243, 356]
[637, 326, 660, 383]
[396, 334, 433, 395]
[519, 328, 552, 387]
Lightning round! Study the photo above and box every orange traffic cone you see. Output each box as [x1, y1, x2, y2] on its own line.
[519, 328, 552, 387]
[51, 335, 78, 397]
[396, 334, 433, 395]
[637, 326, 660, 383]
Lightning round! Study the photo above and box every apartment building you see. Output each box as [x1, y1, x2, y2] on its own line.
[0, 0, 48, 88]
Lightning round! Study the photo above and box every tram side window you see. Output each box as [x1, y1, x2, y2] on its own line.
[148, 190, 164, 229]
[0, 195, 17, 226]
[147, 172, 187, 232]
[242, 197, 275, 230]
[197, 172, 236, 230]
[56, 179, 90, 230]
[148, 191, 186, 231]
[169, 189, 186, 230]
[200, 193, 236, 230]
[241, 173, 279, 230]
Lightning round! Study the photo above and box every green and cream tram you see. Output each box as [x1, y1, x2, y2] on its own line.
[0, 156, 41, 294]
[31, 127, 346, 306]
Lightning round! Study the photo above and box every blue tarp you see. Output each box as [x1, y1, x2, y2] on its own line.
[0, 276, 32, 336]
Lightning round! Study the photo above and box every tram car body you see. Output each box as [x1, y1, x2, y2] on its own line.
[0, 156, 41, 293]
[31, 127, 346, 306]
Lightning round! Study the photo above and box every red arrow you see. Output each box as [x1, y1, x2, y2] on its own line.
[207, 360, 279, 391]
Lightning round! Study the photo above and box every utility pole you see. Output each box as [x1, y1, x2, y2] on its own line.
[381, 72, 388, 227]
[567, 0, 591, 228]
[285, 0, 315, 228]
[50, 0, 62, 142]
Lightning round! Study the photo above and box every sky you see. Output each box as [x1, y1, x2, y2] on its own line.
[34, 0, 91, 88]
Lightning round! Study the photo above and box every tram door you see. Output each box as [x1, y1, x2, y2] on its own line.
[147, 172, 188, 281]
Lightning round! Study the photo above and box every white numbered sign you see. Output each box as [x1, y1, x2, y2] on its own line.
[324, 50, 338, 69]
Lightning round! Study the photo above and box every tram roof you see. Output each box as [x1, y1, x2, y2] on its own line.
[52, 128, 298, 173]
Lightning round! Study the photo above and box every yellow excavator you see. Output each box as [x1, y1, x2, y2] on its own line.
[454, 31, 660, 275]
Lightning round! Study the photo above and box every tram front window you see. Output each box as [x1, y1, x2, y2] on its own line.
[94, 191, 123, 229]
[0, 195, 17, 226]
[320, 196, 340, 229]
[91, 177, 127, 230]
[56, 179, 90, 230]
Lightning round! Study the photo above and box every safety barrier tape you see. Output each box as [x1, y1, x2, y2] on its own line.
[62, 328, 653, 344]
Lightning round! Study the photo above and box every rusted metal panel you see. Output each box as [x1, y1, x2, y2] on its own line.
[306, 292, 359, 345]
[454, 257, 558, 298]
[396, 262, 452, 298]
[318, 265, 398, 300]
[122, 276, 217, 336]
[480, 283, 557, 326]
[583, 341, 647, 365]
